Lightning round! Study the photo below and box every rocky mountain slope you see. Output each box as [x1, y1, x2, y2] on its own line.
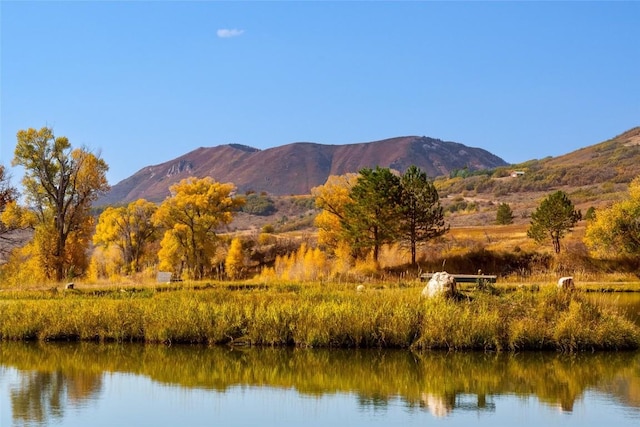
[97, 136, 507, 205]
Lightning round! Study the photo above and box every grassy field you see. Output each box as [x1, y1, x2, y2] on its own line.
[1, 280, 638, 352]
[2, 217, 640, 351]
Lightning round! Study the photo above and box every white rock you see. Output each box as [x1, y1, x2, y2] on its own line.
[422, 272, 457, 298]
[557, 276, 575, 290]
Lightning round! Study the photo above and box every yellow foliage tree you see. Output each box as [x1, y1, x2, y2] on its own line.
[93, 199, 158, 274]
[62, 216, 94, 279]
[11, 127, 109, 281]
[0, 211, 93, 285]
[0, 165, 20, 247]
[157, 230, 183, 273]
[585, 177, 640, 257]
[0, 175, 39, 287]
[225, 237, 244, 280]
[0, 240, 47, 287]
[153, 177, 244, 279]
[331, 241, 353, 277]
[273, 242, 330, 281]
[0, 201, 37, 231]
[312, 173, 358, 255]
[87, 245, 124, 282]
[0, 165, 16, 208]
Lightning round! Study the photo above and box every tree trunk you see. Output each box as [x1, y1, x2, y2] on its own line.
[55, 232, 65, 282]
[411, 241, 416, 266]
[410, 225, 417, 266]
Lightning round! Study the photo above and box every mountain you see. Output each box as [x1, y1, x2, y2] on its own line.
[435, 126, 640, 198]
[98, 136, 508, 205]
[427, 127, 640, 230]
[526, 126, 640, 185]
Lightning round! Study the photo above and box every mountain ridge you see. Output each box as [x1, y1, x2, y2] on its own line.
[98, 135, 507, 205]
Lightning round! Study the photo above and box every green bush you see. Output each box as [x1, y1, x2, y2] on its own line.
[241, 194, 277, 216]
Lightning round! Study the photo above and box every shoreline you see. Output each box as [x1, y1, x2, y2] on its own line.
[1, 284, 639, 351]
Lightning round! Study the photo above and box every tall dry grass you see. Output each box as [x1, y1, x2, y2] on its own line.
[1, 284, 638, 351]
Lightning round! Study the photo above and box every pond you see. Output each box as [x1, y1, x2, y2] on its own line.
[585, 292, 640, 326]
[1, 341, 639, 426]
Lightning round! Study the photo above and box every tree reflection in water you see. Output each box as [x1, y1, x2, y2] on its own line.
[10, 368, 102, 425]
[1, 342, 639, 423]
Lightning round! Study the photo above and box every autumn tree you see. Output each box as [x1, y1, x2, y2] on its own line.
[584, 177, 640, 257]
[342, 167, 403, 264]
[225, 237, 244, 280]
[2, 197, 94, 283]
[527, 191, 581, 254]
[1, 194, 40, 286]
[272, 242, 329, 281]
[0, 201, 36, 232]
[12, 127, 109, 281]
[0, 165, 21, 252]
[0, 165, 17, 212]
[312, 173, 358, 254]
[153, 177, 244, 279]
[93, 199, 158, 274]
[399, 165, 448, 266]
[496, 202, 514, 225]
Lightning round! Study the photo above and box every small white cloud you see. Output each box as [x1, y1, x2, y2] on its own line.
[217, 29, 245, 38]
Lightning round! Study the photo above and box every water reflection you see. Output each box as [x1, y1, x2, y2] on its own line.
[9, 370, 102, 426]
[1, 342, 639, 424]
[586, 292, 640, 326]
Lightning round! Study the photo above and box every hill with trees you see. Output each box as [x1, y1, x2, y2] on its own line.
[431, 127, 640, 227]
[436, 127, 640, 197]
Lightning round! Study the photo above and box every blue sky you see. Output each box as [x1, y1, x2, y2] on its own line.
[1, 1, 639, 186]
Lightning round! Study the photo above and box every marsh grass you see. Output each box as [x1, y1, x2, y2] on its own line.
[1, 284, 638, 351]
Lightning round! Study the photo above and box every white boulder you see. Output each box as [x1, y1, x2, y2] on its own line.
[422, 272, 457, 298]
[557, 276, 575, 290]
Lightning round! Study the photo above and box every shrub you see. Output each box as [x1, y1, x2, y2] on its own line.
[241, 194, 277, 216]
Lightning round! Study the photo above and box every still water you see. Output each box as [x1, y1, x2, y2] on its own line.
[586, 292, 640, 326]
[1, 341, 639, 427]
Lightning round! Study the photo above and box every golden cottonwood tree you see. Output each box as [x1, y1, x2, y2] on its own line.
[273, 242, 329, 281]
[224, 237, 244, 280]
[87, 245, 124, 281]
[93, 199, 158, 274]
[153, 177, 244, 279]
[0, 165, 17, 218]
[0, 200, 41, 286]
[312, 173, 358, 253]
[12, 127, 109, 281]
[0, 165, 13, 194]
[0, 201, 36, 231]
[585, 177, 640, 257]
[0, 166, 22, 252]
[1, 202, 94, 284]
